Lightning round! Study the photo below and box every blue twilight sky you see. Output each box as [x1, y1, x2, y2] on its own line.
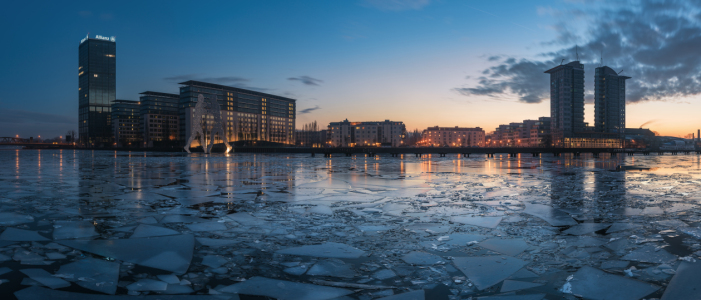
[1, 0, 701, 138]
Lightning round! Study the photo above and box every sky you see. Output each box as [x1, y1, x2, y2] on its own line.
[1, 0, 700, 139]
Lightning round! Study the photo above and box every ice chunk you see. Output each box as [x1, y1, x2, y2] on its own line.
[227, 212, 269, 227]
[14, 286, 216, 299]
[600, 260, 629, 270]
[523, 203, 577, 226]
[161, 215, 206, 223]
[58, 234, 194, 274]
[568, 266, 659, 300]
[562, 223, 611, 235]
[606, 223, 641, 233]
[137, 216, 159, 224]
[284, 265, 309, 276]
[201, 255, 229, 268]
[308, 205, 333, 215]
[476, 294, 545, 300]
[196, 238, 238, 248]
[356, 225, 394, 233]
[127, 278, 167, 292]
[306, 259, 355, 278]
[401, 251, 443, 265]
[500, 280, 543, 293]
[679, 227, 701, 239]
[453, 256, 528, 290]
[0, 228, 49, 241]
[641, 207, 663, 215]
[130, 224, 180, 239]
[661, 261, 701, 300]
[0, 267, 12, 276]
[157, 274, 181, 285]
[621, 245, 677, 263]
[53, 221, 98, 240]
[377, 290, 424, 300]
[219, 276, 353, 300]
[373, 269, 397, 280]
[442, 233, 488, 247]
[479, 238, 529, 256]
[19, 269, 70, 289]
[56, 257, 119, 294]
[0, 213, 34, 226]
[186, 222, 227, 232]
[276, 242, 365, 259]
[451, 216, 502, 228]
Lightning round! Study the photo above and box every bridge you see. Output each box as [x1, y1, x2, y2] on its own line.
[230, 146, 701, 158]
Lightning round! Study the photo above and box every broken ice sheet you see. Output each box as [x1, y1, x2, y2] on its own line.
[442, 233, 488, 247]
[219, 276, 353, 300]
[661, 261, 701, 300]
[0, 212, 34, 225]
[53, 221, 98, 240]
[56, 257, 119, 294]
[186, 222, 227, 232]
[377, 290, 425, 300]
[130, 224, 180, 239]
[478, 238, 529, 256]
[453, 256, 528, 290]
[451, 216, 502, 228]
[58, 234, 194, 274]
[621, 244, 677, 263]
[201, 255, 229, 268]
[500, 280, 543, 293]
[306, 259, 355, 278]
[127, 278, 168, 292]
[523, 203, 577, 226]
[276, 242, 365, 259]
[0, 228, 49, 241]
[476, 294, 545, 300]
[567, 266, 659, 300]
[562, 223, 611, 235]
[19, 269, 70, 289]
[401, 251, 444, 265]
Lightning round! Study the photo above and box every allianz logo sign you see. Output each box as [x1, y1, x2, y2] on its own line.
[95, 35, 116, 42]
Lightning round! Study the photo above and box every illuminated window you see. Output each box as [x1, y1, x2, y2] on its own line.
[94, 74, 98, 77]
[106, 54, 115, 57]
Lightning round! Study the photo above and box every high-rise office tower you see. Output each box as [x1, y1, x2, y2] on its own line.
[78, 34, 116, 146]
[594, 66, 630, 137]
[544, 61, 585, 144]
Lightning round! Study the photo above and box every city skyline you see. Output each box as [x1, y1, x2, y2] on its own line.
[2, 0, 701, 139]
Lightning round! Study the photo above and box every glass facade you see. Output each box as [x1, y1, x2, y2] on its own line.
[78, 37, 116, 146]
[595, 66, 630, 138]
[178, 81, 296, 145]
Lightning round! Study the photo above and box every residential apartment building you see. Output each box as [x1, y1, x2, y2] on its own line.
[487, 117, 551, 147]
[178, 81, 295, 146]
[327, 119, 405, 147]
[111, 100, 141, 147]
[595, 66, 630, 138]
[419, 126, 485, 147]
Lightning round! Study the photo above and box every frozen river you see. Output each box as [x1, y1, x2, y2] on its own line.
[1, 149, 700, 299]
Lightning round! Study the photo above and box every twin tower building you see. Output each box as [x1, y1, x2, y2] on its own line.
[545, 61, 630, 148]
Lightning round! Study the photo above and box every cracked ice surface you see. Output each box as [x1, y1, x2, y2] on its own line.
[1, 150, 701, 299]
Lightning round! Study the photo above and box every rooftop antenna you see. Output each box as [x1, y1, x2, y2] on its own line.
[576, 45, 579, 61]
[600, 50, 603, 67]
[560, 59, 564, 65]
[618, 69, 624, 75]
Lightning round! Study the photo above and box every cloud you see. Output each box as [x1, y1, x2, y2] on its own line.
[361, 0, 431, 11]
[288, 76, 323, 86]
[298, 106, 321, 114]
[458, 0, 701, 104]
[0, 109, 75, 125]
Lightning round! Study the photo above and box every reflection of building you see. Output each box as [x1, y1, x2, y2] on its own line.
[486, 117, 550, 147]
[544, 61, 626, 148]
[595, 67, 630, 138]
[111, 100, 142, 147]
[419, 126, 484, 147]
[178, 81, 296, 146]
[79, 34, 116, 146]
[140, 91, 180, 147]
[327, 119, 406, 147]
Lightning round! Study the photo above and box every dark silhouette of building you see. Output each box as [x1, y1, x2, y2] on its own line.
[595, 66, 630, 138]
[545, 61, 585, 145]
[111, 100, 141, 147]
[78, 34, 116, 146]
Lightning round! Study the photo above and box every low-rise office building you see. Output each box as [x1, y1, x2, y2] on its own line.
[140, 91, 180, 147]
[111, 100, 141, 147]
[419, 126, 485, 147]
[178, 81, 296, 146]
[327, 119, 405, 147]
